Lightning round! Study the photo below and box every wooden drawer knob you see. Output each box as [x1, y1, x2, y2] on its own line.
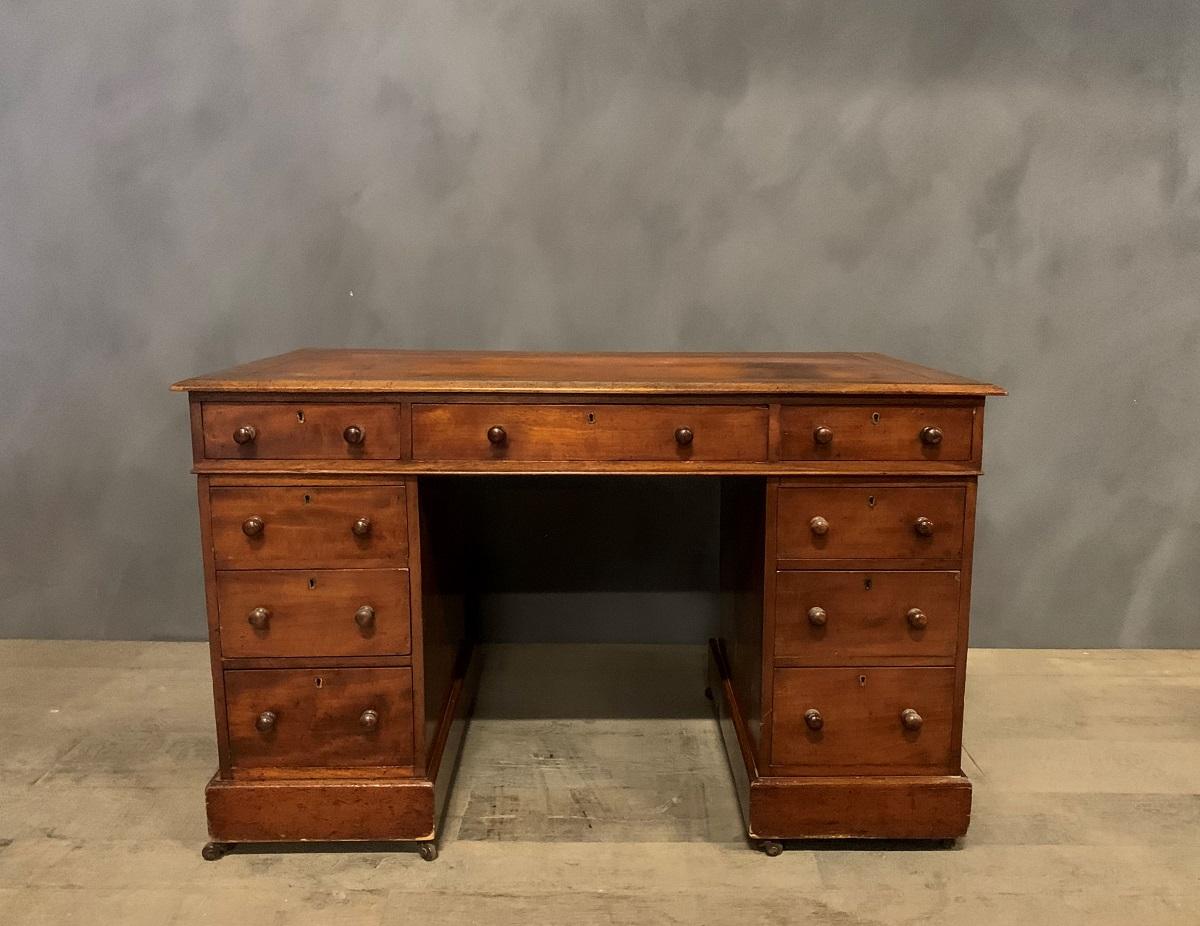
[913, 516, 934, 537]
[343, 425, 365, 445]
[809, 516, 830, 536]
[900, 708, 924, 731]
[920, 426, 943, 446]
[351, 517, 372, 537]
[247, 607, 270, 630]
[807, 606, 828, 627]
[255, 710, 276, 732]
[233, 425, 257, 445]
[906, 607, 928, 629]
[487, 425, 507, 445]
[813, 425, 834, 445]
[241, 516, 265, 536]
[674, 427, 694, 446]
[804, 708, 824, 731]
[359, 709, 380, 730]
[354, 605, 376, 629]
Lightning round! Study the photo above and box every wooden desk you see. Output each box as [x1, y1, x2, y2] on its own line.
[173, 350, 1004, 859]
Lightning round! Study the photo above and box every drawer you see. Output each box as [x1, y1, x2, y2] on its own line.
[411, 403, 768, 462]
[225, 667, 414, 769]
[210, 486, 408, 569]
[217, 568, 411, 658]
[780, 404, 974, 461]
[202, 403, 403, 459]
[777, 485, 965, 561]
[775, 571, 960, 663]
[771, 667, 956, 772]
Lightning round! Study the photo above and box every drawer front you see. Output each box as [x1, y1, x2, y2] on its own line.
[780, 404, 974, 461]
[217, 568, 411, 658]
[225, 667, 414, 769]
[210, 486, 408, 569]
[777, 485, 965, 561]
[411, 403, 768, 462]
[203, 403, 403, 460]
[771, 667, 956, 772]
[775, 571, 960, 662]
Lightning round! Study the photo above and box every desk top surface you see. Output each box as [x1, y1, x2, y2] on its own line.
[173, 349, 1005, 396]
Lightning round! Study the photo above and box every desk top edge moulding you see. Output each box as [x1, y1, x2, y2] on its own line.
[175, 349, 1003, 860]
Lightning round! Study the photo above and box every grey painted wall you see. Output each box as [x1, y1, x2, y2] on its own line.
[2, 1, 1198, 647]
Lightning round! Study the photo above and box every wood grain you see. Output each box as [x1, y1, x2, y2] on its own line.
[779, 403, 976, 461]
[202, 402, 404, 460]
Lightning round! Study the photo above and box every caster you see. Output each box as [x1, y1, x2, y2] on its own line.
[703, 686, 715, 701]
[758, 840, 783, 857]
[418, 842, 438, 862]
[201, 842, 233, 861]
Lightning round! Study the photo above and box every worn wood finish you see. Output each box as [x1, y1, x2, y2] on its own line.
[224, 667, 414, 769]
[412, 403, 769, 462]
[202, 402, 404, 460]
[779, 403, 976, 462]
[216, 568, 411, 658]
[210, 485, 408, 569]
[776, 484, 966, 561]
[770, 666, 957, 773]
[774, 570, 960, 664]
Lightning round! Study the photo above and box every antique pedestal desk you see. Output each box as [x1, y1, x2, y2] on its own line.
[172, 350, 1004, 859]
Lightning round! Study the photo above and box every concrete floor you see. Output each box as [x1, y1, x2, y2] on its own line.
[1, 642, 1198, 925]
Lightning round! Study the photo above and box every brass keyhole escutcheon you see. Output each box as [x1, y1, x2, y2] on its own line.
[308, 578, 316, 590]
[858, 675, 867, 687]
[314, 677, 323, 688]
[864, 577, 873, 591]
[867, 495, 876, 508]
[586, 411, 596, 424]
[296, 410, 305, 422]
[871, 412, 881, 425]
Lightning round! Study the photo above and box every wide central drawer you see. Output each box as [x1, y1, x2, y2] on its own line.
[225, 667, 414, 769]
[771, 667, 956, 772]
[411, 403, 768, 462]
[217, 568, 411, 658]
[210, 486, 408, 569]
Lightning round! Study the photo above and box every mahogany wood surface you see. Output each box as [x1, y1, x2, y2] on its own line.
[202, 402, 405, 460]
[224, 667, 414, 769]
[216, 568, 411, 658]
[779, 403, 976, 462]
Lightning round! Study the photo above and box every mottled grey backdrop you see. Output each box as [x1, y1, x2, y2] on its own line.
[2, 1, 1197, 646]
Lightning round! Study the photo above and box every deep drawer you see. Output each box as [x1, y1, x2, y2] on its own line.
[202, 403, 404, 460]
[411, 403, 768, 462]
[771, 667, 956, 772]
[210, 486, 408, 569]
[780, 404, 975, 462]
[225, 667, 414, 769]
[217, 568, 411, 658]
[775, 571, 960, 663]
[777, 485, 965, 561]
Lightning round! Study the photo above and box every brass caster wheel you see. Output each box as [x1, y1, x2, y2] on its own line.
[201, 842, 233, 861]
[758, 840, 783, 857]
[703, 686, 714, 701]
[418, 842, 438, 862]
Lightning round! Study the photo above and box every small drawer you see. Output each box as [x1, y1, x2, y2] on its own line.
[777, 485, 965, 561]
[225, 667, 414, 769]
[202, 403, 403, 460]
[771, 667, 956, 772]
[217, 568, 411, 658]
[210, 486, 408, 569]
[411, 403, 768, 462]
[780, 404, 975, 461]
[775, 571, 960, 663]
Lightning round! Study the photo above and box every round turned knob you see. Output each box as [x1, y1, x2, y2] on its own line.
[487, 425, 507, 446]
[920, 426, 944, 446]
[241, 516, 264, 536]
[233, 425, 257, 445]
[354, 605, 376, 629]
[351, 517, 372, 537]
[359, 709, 379, 730]
[255, 710, 276, 732]
[809, 516, 830, 536]
[343, 425, 365, 445]
[906, 607, 928, 629]
[804, 708, 824, 731]
[900, 708, 924, 731]
[807, 606, 828, 627]
[914, 516, 934, 537]
[674, 427, 694, 446]
[813, 425, 834, 445]
[247, 607, 271, 630]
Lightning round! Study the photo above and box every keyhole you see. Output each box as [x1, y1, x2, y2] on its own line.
[586, 412, 596, 424]
[871, 412, 881, 425]
[297, 410, 305, 423]
[864, 577, 873, 591]
[308, 578, 316, 590]
[303, 494, 311, 504]
[314, 677, 323, 688]
[867, 495, 876, 508]
[858, 675, 867, 687]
